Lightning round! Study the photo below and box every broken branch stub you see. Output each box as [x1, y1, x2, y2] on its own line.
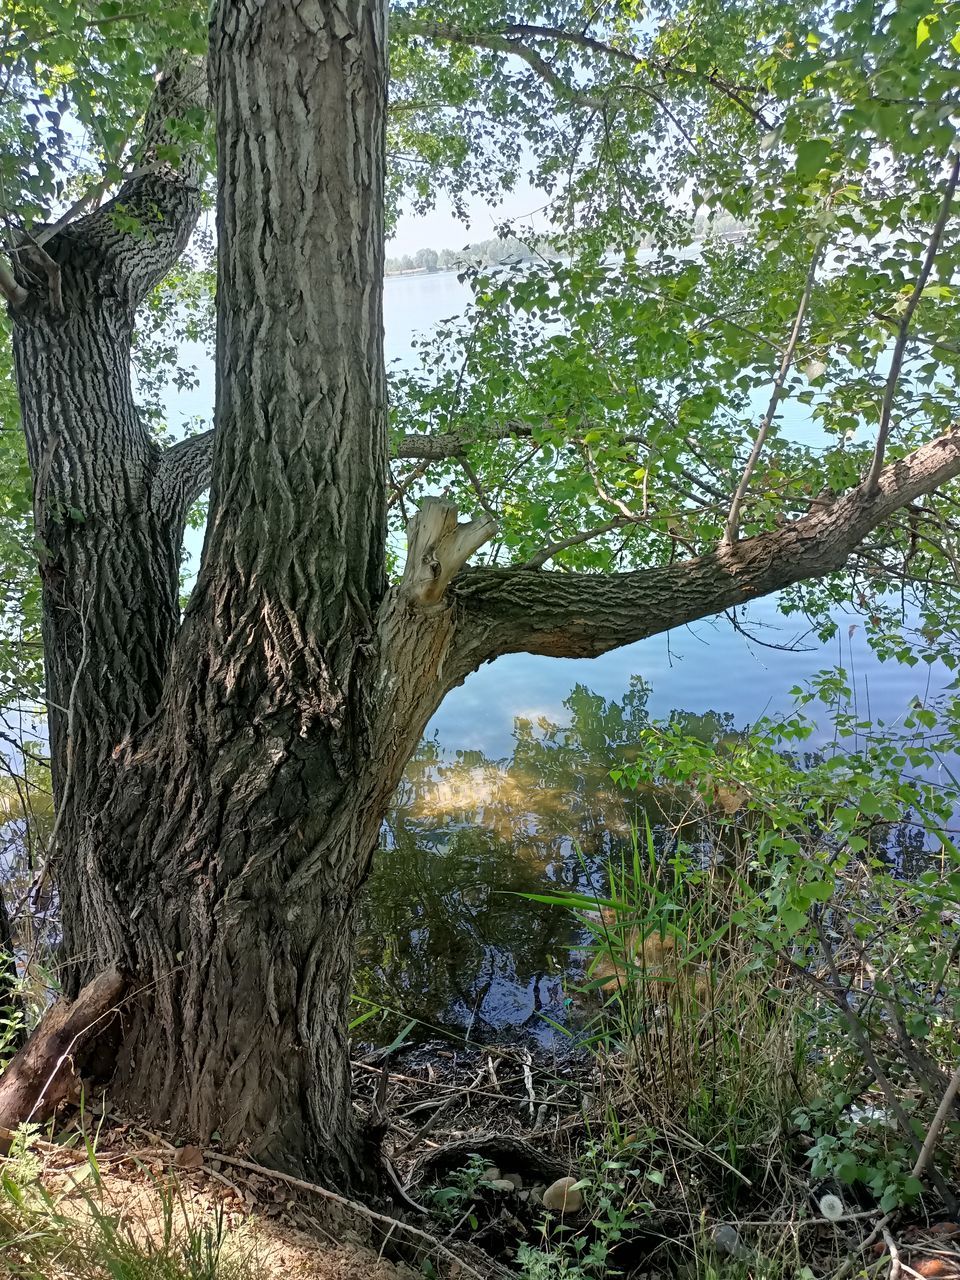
[0, 967, 126, 1148]
[402, 498, 497, 606]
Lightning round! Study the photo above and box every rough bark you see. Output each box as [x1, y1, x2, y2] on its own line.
[24, 0, 397, 1185]
[450, 429, 960, 664]
[13, 304, 186, 803]
[9, 62, 208, 988]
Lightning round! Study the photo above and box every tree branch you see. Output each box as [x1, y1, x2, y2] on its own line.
[0, 258, 27, 308]
[521, 516, 626, 569]
[15, 59, 207, 311]
[724, 240, 824, 546]
[392, 15, 694, 140]
[166, 419, 724, 508]
[32, 176, 113, 249]
[0, 967, 126, 1147]
[153, 428, 214, 512]
[864, 150, 960, 495]
[401, 498, 497, 606]
[395, 423, 729, 501]
[394, 18, 771, 125]
[452, 428, 960, 663]
[395, 19, 609, 108]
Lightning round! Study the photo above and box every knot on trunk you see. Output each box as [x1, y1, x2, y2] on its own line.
[401, 498, 497, 607]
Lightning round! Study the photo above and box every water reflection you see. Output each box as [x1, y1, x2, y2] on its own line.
[356, 676, 936, 1045]
[356, 678, 745, 1044]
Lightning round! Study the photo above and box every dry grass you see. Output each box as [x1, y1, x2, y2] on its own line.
[0, 1131, 416, 1280]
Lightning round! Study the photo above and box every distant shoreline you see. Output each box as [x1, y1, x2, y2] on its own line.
[384, 266, 459, 279]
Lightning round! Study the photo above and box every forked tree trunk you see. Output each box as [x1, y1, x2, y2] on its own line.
[7, 0, 404, 1184]
[5, 0, 498, 1186]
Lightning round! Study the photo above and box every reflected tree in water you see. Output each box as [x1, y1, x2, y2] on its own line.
[356, 678, 742, 1041]
[356, 677, 931, 1043]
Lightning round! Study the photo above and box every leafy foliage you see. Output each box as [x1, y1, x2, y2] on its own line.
[2, 0, 960, 696]
[616, 671, 960, 1211]
[0, 0, 207, 231]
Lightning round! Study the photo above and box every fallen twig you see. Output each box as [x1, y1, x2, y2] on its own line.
[883, 1226, 903, 1280]
[731, 1208, 879, 1229]
[204, 1148, 499, 1280]
[521, 1049, 535, 1120]
[833, 1214, 896, 1280]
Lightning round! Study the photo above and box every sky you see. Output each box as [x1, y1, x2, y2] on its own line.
[385, 176, 546, 256]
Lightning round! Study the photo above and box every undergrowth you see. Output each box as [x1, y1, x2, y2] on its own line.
[514, 671, 960, 1277]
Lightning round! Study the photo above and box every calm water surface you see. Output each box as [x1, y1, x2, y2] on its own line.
[170, 271, 950, 1044]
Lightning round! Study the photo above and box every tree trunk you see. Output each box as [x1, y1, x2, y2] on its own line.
[12, 261, 192, 985]
[9, 0, 401, 1186]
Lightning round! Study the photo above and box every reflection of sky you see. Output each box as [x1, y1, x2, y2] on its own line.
[430, 604, 945, 758]
[162, 271, 947, 760]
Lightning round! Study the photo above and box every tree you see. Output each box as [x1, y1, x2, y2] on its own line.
[1, 0, 960, 1187]
[414, 245, 439, 272]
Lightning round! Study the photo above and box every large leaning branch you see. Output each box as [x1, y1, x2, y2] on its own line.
[451, 428, 960, 663]
[0, 968, 126, 1148]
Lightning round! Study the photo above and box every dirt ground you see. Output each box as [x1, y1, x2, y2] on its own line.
[5, 1041, 958, 1280]
[24, 1140, 421, 1280]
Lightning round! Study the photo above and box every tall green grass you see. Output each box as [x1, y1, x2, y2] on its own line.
[524, 819, 810, 1162]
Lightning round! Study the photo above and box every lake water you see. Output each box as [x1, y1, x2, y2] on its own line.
[170, 270, 951, 1045]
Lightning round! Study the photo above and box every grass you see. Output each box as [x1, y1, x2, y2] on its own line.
[508, 822, 823, 1278]
[533, 820, 811, 1162]
[0, 1129, 259, 1280]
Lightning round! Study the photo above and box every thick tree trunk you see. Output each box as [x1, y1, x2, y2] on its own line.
[15, 326, 179, 760]
[10, 60, 207, 979]
[53, 626, 461, 1182]
[8, 0, 399, 1185]
[12, 270, 192, 984]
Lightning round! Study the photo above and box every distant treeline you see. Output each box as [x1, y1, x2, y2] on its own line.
[384, 235, 545, 276]
[385, 214, 747, 277]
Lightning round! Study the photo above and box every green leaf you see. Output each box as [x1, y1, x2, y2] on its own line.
[780, 906, 807, 934]
[795, 138, 831, 183]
